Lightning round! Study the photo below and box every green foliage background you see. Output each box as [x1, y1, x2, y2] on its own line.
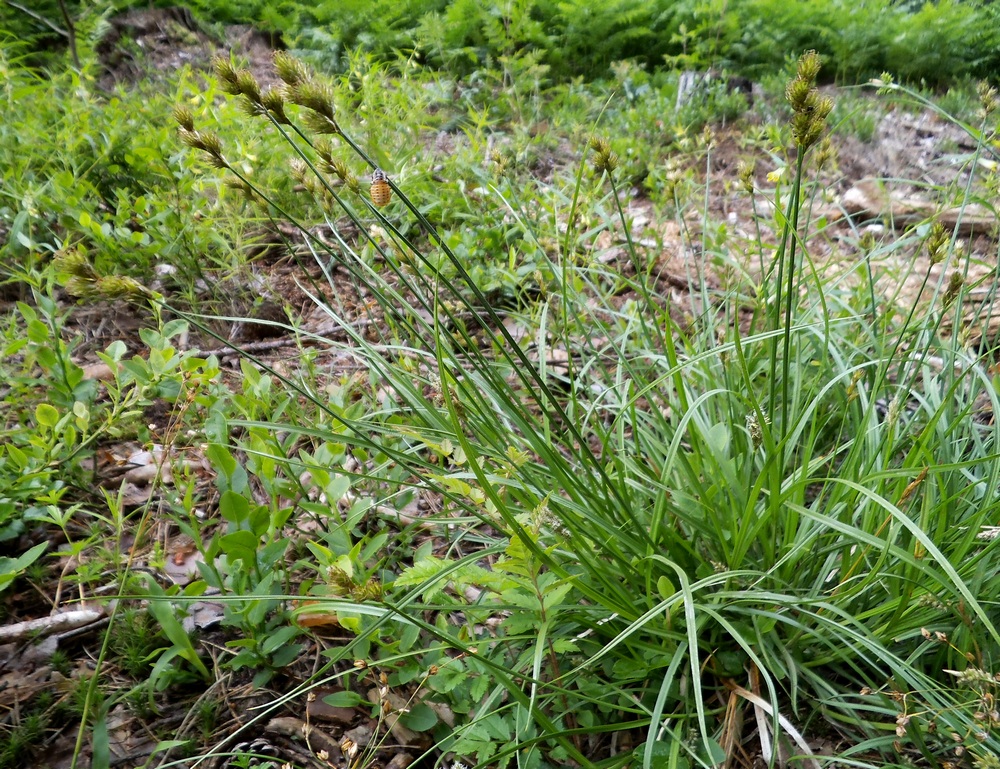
[7, 0, 1000, 84]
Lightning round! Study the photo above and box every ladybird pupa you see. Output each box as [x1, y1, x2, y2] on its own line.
[370, 169, 392, 207]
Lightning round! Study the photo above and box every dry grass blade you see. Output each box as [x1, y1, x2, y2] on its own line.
[724, 675, 820, 769]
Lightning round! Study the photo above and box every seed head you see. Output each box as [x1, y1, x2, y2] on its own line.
[917, 593, 948, 609]
[353, 577, 383, 602]
[314, 139, 334, 166]
[178, 127, 227, 168]
[926, 222, 949, 265]
[873, 72, 896, 95]
[55, 249, 153, 303]
[886, 394, 902, 426]
[977, 526, 1000, 541]
[785, 50, 832, 150]
[490, 149, 513, 179]
[785, 77, 813, 114]
[815, 137, 837, 170]
[289, 80, 336, 120]
[53, 247, 96, 279]
[978, 81, 998, 117]
[303, 107, 340, 136]
[588, 136, 619, 175]
[95, 275, 152, 301]
[224, 177, 259, 203]
[235, 69, 262, 104]
[289, 158, 309, 186]
[946, 667, 997, 687]
[943, 271, 964, 309]
[341, 738, 358, 759]
[327, 566, 353, 594]
[745, 408, 769, 450]
[323, 157, 359, 194]
[273, 50, 312, 88]
[261, 88, 291, 125]
[213, 56, 240, 94]
[846, 369, 864, 402]
[737, 159, 755, 194]
[172, 105, 195, 132]
[55, 249, 100, 298]
[973, 749, 1000, 769]
[239, 96, 268, 119]
[796, 50, 822, 84]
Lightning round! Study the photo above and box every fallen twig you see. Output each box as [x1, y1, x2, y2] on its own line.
[0, 607, 105, 643]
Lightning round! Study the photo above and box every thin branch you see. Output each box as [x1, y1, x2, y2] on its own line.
[3, 0, 67, 36]
[56, 0, 80, 70]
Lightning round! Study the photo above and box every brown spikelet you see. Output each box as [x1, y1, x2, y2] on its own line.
[943, 271, 964, 308]
[899, 467, 928, 505]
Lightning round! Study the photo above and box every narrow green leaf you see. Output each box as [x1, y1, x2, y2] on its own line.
[323, 690, 363, 708]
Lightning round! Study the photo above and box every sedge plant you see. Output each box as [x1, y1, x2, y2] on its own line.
[78, 48, 1000, 769]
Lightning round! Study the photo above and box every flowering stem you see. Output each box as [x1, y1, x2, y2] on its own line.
[780, 149, 806, 445]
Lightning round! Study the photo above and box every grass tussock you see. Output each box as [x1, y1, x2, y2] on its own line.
[146, 50, 1000, 768]
[2, 27, 1000, 769]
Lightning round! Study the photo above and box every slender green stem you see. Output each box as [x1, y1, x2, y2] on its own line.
[779, 150, 807, 452]
[766, 180, 794, 428]
[606, 172, 685, 412]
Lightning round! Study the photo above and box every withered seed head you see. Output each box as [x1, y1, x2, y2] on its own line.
[943, 271, 964, 309]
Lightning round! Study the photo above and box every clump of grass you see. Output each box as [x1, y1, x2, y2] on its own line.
[148, 47, 1000, 769]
